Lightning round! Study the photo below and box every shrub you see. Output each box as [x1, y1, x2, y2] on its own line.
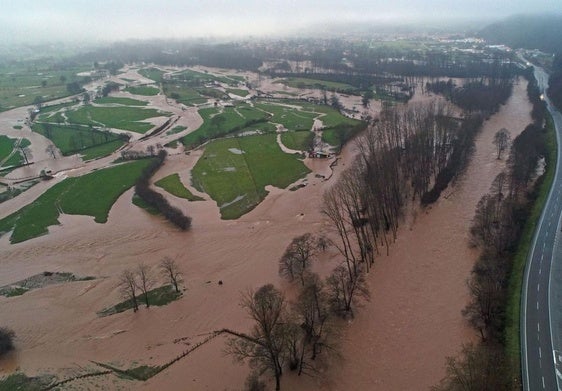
[0, 327, 15, 356]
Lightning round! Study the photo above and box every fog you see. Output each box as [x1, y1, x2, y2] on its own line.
[1, 0, 561, 43]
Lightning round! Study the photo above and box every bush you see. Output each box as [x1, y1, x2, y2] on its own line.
[0, 327, 15, 356]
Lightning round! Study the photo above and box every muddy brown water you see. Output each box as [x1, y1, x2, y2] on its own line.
[0, 77, 531, 390]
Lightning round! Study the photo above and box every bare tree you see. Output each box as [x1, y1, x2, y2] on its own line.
[225, 284, 287, 391]
[118, 269, 139, 312]
[432, 343, 511, 391]
[159, 257, 183, 292]
[46, 144, 57, 159]
[293, 273, 335, 375]
[493, 128, 510, 160]
[278, 233, 318, 285]
[326, 264, 369, 317]
[137, 263, 155, 308]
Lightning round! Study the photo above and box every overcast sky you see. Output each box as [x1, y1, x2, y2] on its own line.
[1, 0, 560, 43]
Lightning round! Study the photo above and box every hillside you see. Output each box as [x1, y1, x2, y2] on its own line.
[479, 14, 562, 53]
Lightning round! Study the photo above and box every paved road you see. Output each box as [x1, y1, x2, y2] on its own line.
[522, 65, 562, 391]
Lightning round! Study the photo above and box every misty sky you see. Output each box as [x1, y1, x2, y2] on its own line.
[1, 0, 560, 43]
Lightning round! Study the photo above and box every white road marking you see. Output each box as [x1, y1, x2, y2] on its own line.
[537, 301, 540, 310]
[538, 284, 541, 292]
[538, 323, 541, 332]
[540, 347, 542, 358]
[542, 376, 546, 388]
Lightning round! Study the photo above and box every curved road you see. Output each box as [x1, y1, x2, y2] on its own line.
[522, 64, 562, 391]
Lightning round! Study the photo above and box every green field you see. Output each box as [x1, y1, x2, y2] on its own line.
[64, 104, 169, 133]
[98, 285, 181, 317]
[94, 96, 148, 106]
[171, 69, 243, 86]
[0, 136, 29, 169]
[32, 123, 125, 158]
[124, 85, 160, 96]
[0, 62, 91, 111]
[139, 67, 165, 82]
[192, 134, 309, 219]
[254, 102, 316, 131]
[166, 125, 187, 135]
[226, 88, 250, 97]
[163, 84, 208, 106]
[277, 77, 357, 92]
[181, 105, 270, 148]
[280, 131, 314, 151]
[155, 173, 204, 201]
[0, 159, 152, 243]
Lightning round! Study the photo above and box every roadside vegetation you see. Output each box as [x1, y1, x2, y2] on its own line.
[0, 159, 153, 243]
[434, 67, 551, 390]
[192, 134, 310, 219]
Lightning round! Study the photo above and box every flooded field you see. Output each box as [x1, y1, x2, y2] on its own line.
[0, 70, 532, 390]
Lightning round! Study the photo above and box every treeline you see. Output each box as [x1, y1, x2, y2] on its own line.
[322, 102, 483, 270]
[548, 53, 562, 112]
[76, 41, 263, 71]
[426, 78, 513, 115]
[434, 70, 549, 391]
[135, 150, 192, 230]
[225, 233, 367, 390]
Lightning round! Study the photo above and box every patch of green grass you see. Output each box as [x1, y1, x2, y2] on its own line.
[124, 85, 159, 96]
[163, 84, 208, 106]
[181, 105, 270, 148]
[0, 159, 153, 243]
[226, 88, 250, 97]
[0, 135, 16, 161]
[122, 365, 162, 381]
[98, 285, 181, 317]
[166, 125, 187, 136]
[138, 67, 165, 82]
[278, 77, 357, 92]
[65, 105, 169, 133]
[192, 134, 309, 219]
[95, 97, 148, 106]
[254, 102, 316, 131]
[3, 286, 29, 297]
[155, 173, 204, 201]
[80, 139, 126, 160]
[505, 115, 557, 378]
[0, 63, 91, 111]
[12, 125, 23, 130]
[32, 123, 125, 156]
[0, 372, 51, 391]
[280, 131, 314, 151]
[165, 140, 178, 148]
[0, 135, 28, 168]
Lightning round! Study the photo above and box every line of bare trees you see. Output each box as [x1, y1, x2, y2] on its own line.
[118, 257, 183, 312]
[435, 77, 549, 390]
[135, 149, 192, 230]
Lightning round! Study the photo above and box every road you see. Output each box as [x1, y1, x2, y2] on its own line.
[522, 65, 562, 391]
